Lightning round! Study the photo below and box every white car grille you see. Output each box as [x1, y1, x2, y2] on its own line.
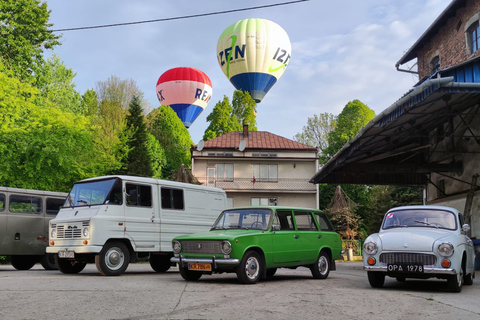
[380, 252, 437, 265]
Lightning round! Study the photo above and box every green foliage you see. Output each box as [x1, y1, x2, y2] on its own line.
[203, 91, 257, 141]
[294, 113, 336, 149]
[147, 133, 166, 179]
[0, 0, 61, 81]
[121, 95, 153, 177]
[146, 106, 193, 178]
[34, 54, 84, 114]
[81, 89, 99, 116]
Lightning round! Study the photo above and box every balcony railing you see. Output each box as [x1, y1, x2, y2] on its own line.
[196, 177, 317, 192]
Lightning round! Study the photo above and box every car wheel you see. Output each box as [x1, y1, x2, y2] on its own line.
[54, 255, 87, 274]
[367, 271, 385, 288]
[149, 254, 172, 273]
[311, 251, 330, 279]
[236, 250, 262, 284]
[11, 255, 37, 270]
[95, 241, 130, 276]
[464, 269, 474, 286]
[40, 253, 58, 270]
[179, 266, 202, 281]
[266, 268, 277, 277]
[447, 264, 464, 293]
[396, 276, 406, 282]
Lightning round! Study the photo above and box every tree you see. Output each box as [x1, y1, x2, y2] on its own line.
[325, 186, 361, 240]
[81, 89, 99, 116]
[146, 106, 193, 179]
[121, 95, 153, 177]
[0, 0, 61, 81]
[34, 54, 83, 114]
[203, 90, 257, 141]
[294, 113, 336, 163]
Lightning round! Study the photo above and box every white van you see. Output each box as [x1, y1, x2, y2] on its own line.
[47, 175, 226, 276]
[0, 186, 67, 270]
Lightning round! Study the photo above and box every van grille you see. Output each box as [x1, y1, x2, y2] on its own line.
[54, 221, 89, 239]
[181, 241, 222, 254]
[380, 252, 437, 266]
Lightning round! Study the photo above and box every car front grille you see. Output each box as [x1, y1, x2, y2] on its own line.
[181, 241, 222, 254]
[379, 252, 437, 266]
[52, 221, 89, 239]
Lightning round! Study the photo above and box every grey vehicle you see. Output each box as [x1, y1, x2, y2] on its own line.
[0, 186, 67, 270]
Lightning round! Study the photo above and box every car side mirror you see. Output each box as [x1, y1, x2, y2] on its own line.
[462, 224, 470, 233]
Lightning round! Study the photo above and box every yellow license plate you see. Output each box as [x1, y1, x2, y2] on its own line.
[188, 262, 212, 271]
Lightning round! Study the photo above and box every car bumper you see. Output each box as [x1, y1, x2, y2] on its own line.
[364, 265, 457, 275]
[46, 245, 103, 254]
[171, 255, 240, 269]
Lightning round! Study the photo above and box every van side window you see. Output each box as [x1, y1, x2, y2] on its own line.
[275, 210, 294, 230]
[161, 188, 184, 210]
[46, 197, 65, 215]
[315, 213, 334, 231]
[9, 195, 42, 213]
[126, 184, 152, 207]
[294, 211, 318, 231]
[0, 193, 4, 211]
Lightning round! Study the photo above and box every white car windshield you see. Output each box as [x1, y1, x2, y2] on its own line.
[382, 209, 457, 230]
[212, 208, 272, 230]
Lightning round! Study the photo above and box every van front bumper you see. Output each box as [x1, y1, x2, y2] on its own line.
[46, 245, 103, 254]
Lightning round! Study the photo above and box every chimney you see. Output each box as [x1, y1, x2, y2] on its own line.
[243, 124, 248, 138]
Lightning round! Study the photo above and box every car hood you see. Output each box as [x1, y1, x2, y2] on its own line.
[379, 228, 452, 251]
[174, 229, 265, 241]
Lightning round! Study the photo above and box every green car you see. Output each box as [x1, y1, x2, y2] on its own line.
[171, 206, 343, 284]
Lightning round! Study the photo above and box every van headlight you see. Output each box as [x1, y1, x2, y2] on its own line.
[438, 242, 454, 257]
[51, 229, 57, 239]
[83, 227, 89, 237]
[221, 241, 232, 254]
[363, 241, 378, 255]
[172, 240, 181, 253]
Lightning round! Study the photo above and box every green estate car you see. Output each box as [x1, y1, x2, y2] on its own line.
[171, 206, 343, 284]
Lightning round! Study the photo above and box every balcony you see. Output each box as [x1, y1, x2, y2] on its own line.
[197, 177, 317, 192]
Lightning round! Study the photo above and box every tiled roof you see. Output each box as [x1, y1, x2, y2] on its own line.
[197, 130, 317, 151]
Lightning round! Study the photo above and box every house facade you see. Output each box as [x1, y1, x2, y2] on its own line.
[191, 126, 318, 209]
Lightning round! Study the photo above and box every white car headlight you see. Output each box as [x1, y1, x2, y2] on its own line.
[172, 240, 181, 254]
[83, 227, 89, 237]
[438, 242, 454, 257]
[51, 229, 57, 239]
[221, 241, 232, 254]
[363, 241, 378, 255]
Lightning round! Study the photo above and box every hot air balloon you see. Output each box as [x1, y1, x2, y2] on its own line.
[156, 67, 212, 128]
[217, 18, 291, 103]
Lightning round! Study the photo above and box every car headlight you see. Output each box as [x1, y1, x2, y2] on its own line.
[221, 241, 232, 254]
[363, 241, 378, 255]
[172, 240, 181, 254]
[51, 229, 57, 239]
[438, 242, 454, 257]
[83, 227, 89, 237]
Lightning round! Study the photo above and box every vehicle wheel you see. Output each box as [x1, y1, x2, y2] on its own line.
[54, 255, 87, 274]
[41, 253, 58, 270]
[266, 268, 277, 277]
[447, 272, 463, 292]
[464, 269, 474, 286]
[95, 241, 130, 276]
[236, 251, 262, 284]
[149, 254, 172, 272]
[367, 271, 385, 288]
[311, 251, 330, 279]
[179, 266, 203, 281]
[11, 255, 37, 270]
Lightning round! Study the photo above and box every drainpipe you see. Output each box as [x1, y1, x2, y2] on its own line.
[395, 61, 419, 75]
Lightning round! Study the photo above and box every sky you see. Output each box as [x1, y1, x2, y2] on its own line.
[45, 0, 452, 144]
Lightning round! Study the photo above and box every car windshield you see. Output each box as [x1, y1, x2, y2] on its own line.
[63, 178, 122, 208]
[382, 209, 457, 230]
[212, 208, 272, 230]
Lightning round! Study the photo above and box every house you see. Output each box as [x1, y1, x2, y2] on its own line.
[191, 125, 318, 209]
[310, 0, 480, 239]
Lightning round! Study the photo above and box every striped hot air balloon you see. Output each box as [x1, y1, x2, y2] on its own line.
[217, 18, 291, 103]
[156, 67, 212, 128]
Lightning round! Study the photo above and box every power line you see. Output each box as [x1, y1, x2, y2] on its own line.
[50, 0, 309, 32]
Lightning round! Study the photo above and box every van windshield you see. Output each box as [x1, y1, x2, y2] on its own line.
[64, 178, 122, 208]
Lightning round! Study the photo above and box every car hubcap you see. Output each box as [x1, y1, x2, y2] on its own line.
[318, 256, 328, 275]
[245, 257, 259, 280]
[105, 248, 124, 270]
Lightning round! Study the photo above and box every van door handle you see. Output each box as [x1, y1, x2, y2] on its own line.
[294, 235, 299, 239]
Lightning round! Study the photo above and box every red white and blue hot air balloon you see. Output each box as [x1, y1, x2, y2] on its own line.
[156, 67, 212, 128]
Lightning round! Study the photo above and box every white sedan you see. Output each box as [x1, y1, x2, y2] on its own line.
[363, 205, 475, 292]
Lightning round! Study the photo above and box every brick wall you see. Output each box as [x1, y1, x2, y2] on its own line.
[417, 0, 480, 79]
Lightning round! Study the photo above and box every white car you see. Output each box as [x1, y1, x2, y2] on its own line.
[363, 205, 475, 292]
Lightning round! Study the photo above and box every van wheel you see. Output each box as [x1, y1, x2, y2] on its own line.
[95, 241, 130, 276]
[149, 254, 172, 272]
[41, 253, 58, 270]
[11, 255, 37, 270]
[54, 255, 87, 274]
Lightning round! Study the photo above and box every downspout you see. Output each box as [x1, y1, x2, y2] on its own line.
[395, 61, 419, 75]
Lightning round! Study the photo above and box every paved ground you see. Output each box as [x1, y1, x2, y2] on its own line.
[0, 261, 479, 319]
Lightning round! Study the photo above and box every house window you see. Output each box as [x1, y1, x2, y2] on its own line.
[251, 197, 278, 206]
[216, 163, 234, 181]
[430, 56, 440, 74]
[252, 164, 278, 182]
[468, 21, 480, 54]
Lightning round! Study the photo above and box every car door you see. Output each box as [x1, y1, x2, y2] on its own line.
[272, 210, 301, 265]
[291, 210, 322, 264]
